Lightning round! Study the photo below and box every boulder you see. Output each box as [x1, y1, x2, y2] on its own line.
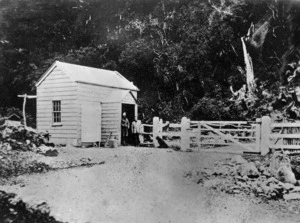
[260, 183, 271, 194]
[266, 177, 279, 185]
[276, 165, 297, 185]
[238, 162, 259, 178]
[268, 152, 292, 177]
[37, 145, 58, 157]
[283, 193, 300, 201]
[282, 183, 295, 191]
[291, 186, 300, 193]
[230, 155, 248, 165]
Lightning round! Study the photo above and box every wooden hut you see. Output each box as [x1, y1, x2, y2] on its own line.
[35, 61, 139, 146]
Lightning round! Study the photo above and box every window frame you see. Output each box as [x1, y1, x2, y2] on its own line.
[52, 100, 62, 125]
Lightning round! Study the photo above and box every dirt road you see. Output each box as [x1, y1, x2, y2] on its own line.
[1, 147, 300, 223]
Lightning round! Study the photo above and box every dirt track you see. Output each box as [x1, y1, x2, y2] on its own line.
[1, 147, 300, 223]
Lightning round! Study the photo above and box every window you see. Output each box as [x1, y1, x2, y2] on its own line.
[52, 101, 61, 123]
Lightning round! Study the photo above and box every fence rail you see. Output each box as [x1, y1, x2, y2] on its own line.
[137, 116, 300, 154]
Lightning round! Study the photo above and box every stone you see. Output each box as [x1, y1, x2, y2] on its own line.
[37, 145, 58, 157]
[269, 152, 292, 177]
[230, 165, 240, 176]
[277, 166, 297, 185]
[238, 162, 259, 178]
[213, 166, 230, 176]
[230, 155, 248, 164]
[261, 185, 271, 194]
[283, 193, 300, 201]
[254, 160, 261, 170]
[266, 177, 279, 185]
[269, 183, 281, 191]
[291, 186, 300, 193]
[202, 169, 213, 176]
[282, 183, 295, 191]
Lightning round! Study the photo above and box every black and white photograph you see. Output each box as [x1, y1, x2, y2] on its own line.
[1, 0, 300, 222]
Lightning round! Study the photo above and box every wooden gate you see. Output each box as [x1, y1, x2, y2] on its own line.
[139, 117, 262, 153]
[189, 119, 261, 153]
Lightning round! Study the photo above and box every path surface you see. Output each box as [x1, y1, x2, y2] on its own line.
[1, 147, 300, 223]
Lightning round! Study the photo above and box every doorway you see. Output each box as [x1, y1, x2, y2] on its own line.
[121, 103, 135, 145]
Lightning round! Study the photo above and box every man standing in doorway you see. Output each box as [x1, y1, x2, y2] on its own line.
[131, 118, 140, 147]
[121, 112, 130, 146]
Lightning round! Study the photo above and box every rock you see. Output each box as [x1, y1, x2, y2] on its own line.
[196, 177, 204, 184]
[213, 166, 230, 176]
[254, 160, 261, 170]
[238, 162, 259, 178]
[202, 169, 214, 176]
[269, 183, 281, 191]
[230, 165, 240, 176]
[266, 177, 279, 185]
[282, 183, 295, 191]
[277, 166, 297, 185]
[37, 145, 58, 157]
[291, 186, 300, 193]
[231, 155, 248, 164]
[283, 193, 300, 201]
[183, 171, 192, 178]
[262, 169, 271, 177]
[269, 152, 292, 177]
[260, 183, 271, 194]
[1, 142, 11, 151]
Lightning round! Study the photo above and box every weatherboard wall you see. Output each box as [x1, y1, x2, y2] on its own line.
[36, 66, 79, 145]
[77, 82, 125, 144]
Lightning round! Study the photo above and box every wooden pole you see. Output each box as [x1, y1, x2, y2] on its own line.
[17, 94, 37, 128]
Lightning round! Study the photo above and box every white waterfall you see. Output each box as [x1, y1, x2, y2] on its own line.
[241, 37, 255, 93]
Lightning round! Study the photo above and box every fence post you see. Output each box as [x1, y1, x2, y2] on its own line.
[255, 118, 261, 153]
[197, 122, 201, 151]
[138, 120, 144, 144]
[159, 118, 163, 139]
[261, 116, 271, 155]
[153, 117, 160, 147]
[181, 117, 189, 151]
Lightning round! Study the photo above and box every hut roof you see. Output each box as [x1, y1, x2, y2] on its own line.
[35, 61, 139, 91]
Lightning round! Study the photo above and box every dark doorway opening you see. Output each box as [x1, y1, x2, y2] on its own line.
[121, 103, 135, 145]
[122, 104, 135, 123]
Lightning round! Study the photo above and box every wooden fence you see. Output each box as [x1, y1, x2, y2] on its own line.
[138, 116, 300, 155]
[267, 116, 300, 151]
[139, 117, 261, 153]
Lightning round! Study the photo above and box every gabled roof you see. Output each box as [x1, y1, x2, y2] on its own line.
[35, 61, 139, 91]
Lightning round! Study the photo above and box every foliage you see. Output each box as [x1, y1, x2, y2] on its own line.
[0, 0, 300, 122]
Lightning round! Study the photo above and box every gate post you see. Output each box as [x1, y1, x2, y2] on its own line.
[255, 118, 261, 153]
[153, 117, 160, 147]
[261, 116, 271, 155]
[181, 117, 189, 151]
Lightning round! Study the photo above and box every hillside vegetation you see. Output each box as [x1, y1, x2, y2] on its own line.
[0, 0, 300, 123]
